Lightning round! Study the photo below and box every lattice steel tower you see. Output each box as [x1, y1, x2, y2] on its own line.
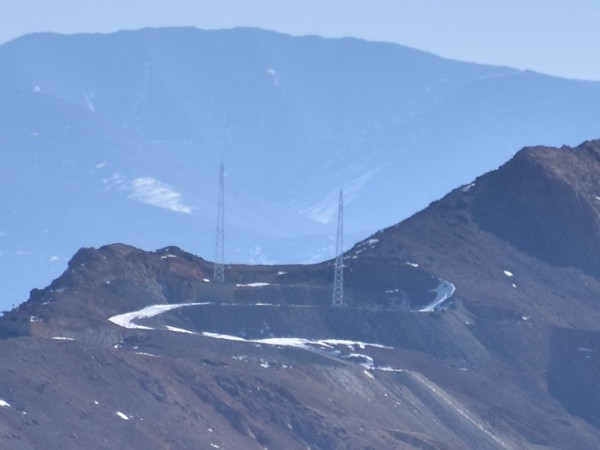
[332, 190, 344, 307]
[213, 161, 225, 282]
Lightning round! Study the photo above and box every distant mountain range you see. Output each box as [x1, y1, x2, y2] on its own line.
[2, 27, 600, 310]
[2, 140, 600, 448]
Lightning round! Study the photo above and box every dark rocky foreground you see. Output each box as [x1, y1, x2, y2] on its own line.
[2, 140, 600, 449]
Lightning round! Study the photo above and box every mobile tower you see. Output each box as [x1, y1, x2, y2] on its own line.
[213, 161, 225, 282]
[332, 190, 344, 307]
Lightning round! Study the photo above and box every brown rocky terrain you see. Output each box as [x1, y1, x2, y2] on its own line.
[2, 140, 600, 449]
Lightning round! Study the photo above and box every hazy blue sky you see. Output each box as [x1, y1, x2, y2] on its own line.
[3, 0, 600, 81]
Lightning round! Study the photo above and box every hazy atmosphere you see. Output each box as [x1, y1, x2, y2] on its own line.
[3, 0, 600, 81]
[3, 2, 600, 448]
[3, 1, 600, 308]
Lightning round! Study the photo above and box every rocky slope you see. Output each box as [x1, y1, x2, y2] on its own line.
[2, 140, 600, 448]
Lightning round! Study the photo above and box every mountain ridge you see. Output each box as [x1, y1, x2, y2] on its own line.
[2, 140, 600, 448]
[4, 26, 600, 311]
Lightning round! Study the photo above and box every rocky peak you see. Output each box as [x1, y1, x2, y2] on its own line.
[472, 139, 600, 276]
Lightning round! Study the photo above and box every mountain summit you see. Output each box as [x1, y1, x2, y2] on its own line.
[2, 140, 600, 448]
[473, 140, 600, 275]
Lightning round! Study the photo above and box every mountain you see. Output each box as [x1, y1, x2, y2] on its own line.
[2, 140, 600, 448]
[3, 27, 600, 310]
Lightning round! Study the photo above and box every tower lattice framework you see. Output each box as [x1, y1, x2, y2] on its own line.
[213, 161, 225, 283]
[332, 190, 344, 307]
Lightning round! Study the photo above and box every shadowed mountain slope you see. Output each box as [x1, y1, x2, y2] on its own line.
[1, 141, 600, 448]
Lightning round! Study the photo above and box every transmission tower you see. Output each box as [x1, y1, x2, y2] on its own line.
[213, 161, 225, 282]
[332, 190, 344, 307]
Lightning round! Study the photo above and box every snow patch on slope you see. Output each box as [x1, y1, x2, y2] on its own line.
[461, 182, 475, 192]
[108, 303, 210, 329]
[299, 168, 382, 224]
[266, 67, 280, 87]
[115, 411, 130, 420]
[164, 325, 196, 334]
[107, 174, 192, 214]
[236, 282, 270, 287]
[84, 91, 95, 112]
[129, 177, 192, 214]
[109, 302, 394, 370]
[202, 334, 391, 350]
[418, 278, 456, 312]
[202, 333, 391, 369]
